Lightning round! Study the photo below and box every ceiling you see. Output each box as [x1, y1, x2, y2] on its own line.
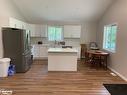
[12, 0, 114, 23]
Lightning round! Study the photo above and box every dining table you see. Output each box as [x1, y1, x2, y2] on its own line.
[86, 50, 109, 69]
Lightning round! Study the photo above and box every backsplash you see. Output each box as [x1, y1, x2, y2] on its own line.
[31, 37, 80, 46]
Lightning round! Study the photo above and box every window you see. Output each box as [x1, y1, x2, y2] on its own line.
[48, 26, 63, 41]
[103, 24, 117, 52]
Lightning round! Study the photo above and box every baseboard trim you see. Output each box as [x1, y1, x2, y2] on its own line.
[108, 66, 127, 82]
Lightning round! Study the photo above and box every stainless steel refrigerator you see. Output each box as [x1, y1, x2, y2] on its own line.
[2, 27, 33, 73]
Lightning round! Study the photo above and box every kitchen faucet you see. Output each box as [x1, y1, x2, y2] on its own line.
[53, 40, 57, 48]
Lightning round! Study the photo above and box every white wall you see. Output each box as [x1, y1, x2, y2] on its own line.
[81, 22, 97, 44]
[0, 0, 25, 58]
[97, 0, 127, 80]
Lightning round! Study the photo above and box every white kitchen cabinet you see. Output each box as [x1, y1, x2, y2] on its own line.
[32, 45, 48, 59]
[9, 17, 28, 30]
[9, 17, 19, 28]
[34, 25, 42, 37]
[64, 25, 81, 38]
[32, 45, 40, 58]
[29, 24, 41, 37]
[17, 20, 24, 29]
[9, 17, 47, 37]
[48, 48, 78, 71]
[29, 24, 35, 37]
[21, 21, 27, 30]
[41, 25, 47, 37]
[40, 46, 48, 58]
[30, 24, 47, 37]
[25, 23, 31, 30]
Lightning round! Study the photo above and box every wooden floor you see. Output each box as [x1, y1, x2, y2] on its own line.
[0, 60, 126, 95]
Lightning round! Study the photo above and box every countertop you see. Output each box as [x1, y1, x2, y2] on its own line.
[31, 44, 81, 47]
[48, 48, 78, 53]
[31, 44, 50, 47]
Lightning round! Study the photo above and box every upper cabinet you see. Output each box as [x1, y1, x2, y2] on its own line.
[9, 18, 47, 37]
[9, 17, 27, 30]
[30, 24, 41, 37]
[29, 24, 47, 37]
[9, 17, 81, 39]
[29, 24, 36, 37]
[41, 25, 47, 37]
[9, 17, 20, 28]
[64, 25, 81, 38]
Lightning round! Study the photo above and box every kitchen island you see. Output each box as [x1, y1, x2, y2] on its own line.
[48, 48, 78, 71]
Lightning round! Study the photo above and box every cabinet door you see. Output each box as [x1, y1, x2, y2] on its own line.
[64, 25, 72, 38]
[29, 24, 42, 37]
[34, 25, 42, 37]
[39, 46, 48, 58]
[41, 25, 47, 37]
[64, 25, 81, 38]
[32, 45, 40, 58]
[9, 17, 28, 29]
[16, 20, 22, 29]
[71, 26, 81, 38]
[25, 23, 30, 30]
[21, 22, 27, 30]
[9, 17, 18, 28]
[29, 24, 35, 37]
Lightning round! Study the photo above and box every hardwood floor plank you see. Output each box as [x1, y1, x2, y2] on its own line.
[0, 60, 126, 95]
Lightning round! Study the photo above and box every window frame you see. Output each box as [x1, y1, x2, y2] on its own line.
[47, 25, 64, 41]
[103, 23, 118, 53]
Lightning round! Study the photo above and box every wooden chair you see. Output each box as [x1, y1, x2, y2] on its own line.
[100, 55, 108, 69]
[85, 52, 89, 63]
[84, 52, 93, 64]
[90, 54, 102, 67]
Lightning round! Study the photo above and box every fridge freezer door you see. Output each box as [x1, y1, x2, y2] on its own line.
[22, 30, 31, 52]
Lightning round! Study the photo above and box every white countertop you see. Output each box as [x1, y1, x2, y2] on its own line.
[48, 48, 78, 53]
[31, 44, 50, 47]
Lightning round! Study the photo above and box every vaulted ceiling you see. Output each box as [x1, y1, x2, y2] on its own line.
[12, 0, 114, 23]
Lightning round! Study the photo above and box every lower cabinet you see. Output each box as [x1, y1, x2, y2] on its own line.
[32, 45, 39, 58]
[39, 46, 48, 58]
[32, 45, 48, 59]
[32, 45, 81, 60]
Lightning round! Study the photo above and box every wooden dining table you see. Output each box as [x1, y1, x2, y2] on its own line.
[86, 50, 109, 69]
